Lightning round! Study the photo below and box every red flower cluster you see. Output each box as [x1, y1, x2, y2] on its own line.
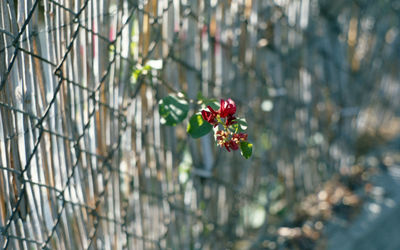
[201, 99, 248, 152]
[201, 99, 237, 127]
[216, 130, 248, 152]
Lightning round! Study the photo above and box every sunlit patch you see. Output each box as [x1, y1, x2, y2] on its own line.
[261, 100, 273, 112]
[196, 114, 204, 126]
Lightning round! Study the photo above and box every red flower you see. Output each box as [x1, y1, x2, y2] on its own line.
[225, 114, 237, 126]
[228, 140, 239, 151]
[219, 98, 236, 118]
[224, 142, 232, 152]
[199, 97, 250, 157]
[201, 110, 216, 124]
[226, 133, 247, 151]
[216, 130, 227, 141]
[215, 130, 248, 152]
[201, 105, 219, 126]
[222, 139, 241, 152]
[233, 133, 248, 142]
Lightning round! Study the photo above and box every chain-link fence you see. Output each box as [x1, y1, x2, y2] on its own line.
[1, 0, 400, 249]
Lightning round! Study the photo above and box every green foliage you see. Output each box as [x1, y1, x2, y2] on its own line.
[132, 65, 151, 82]
[232, 118, 248, 132]
[205, 100, 220, 111]
[159, 93, 253, 160]
[131, 60, 163, 84]
[240, 141, 253, 159]
[158, 94, 189, 126]
[187, 113, 213, 138]
[197, 93, 220, 110]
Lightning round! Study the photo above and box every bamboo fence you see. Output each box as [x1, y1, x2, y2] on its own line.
[1, 0, 399, 249]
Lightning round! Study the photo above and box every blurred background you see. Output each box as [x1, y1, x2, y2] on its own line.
[1, 0, 400, 249]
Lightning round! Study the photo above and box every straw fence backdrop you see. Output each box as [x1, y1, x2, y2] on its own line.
[1, 0, 400, 249]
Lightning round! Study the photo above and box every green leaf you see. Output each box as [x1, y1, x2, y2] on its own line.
[187, 113, 213, 138]
[240, 141, 253, 159]
[232, 118, 248, 132]
[196, 93, 220, 110]
[203, 99, 220, 111]
[159, 94, 189, 126]
[132, 65, 151, 81]
[197, 92, 207, 102]
[132, 68, 143, 81]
